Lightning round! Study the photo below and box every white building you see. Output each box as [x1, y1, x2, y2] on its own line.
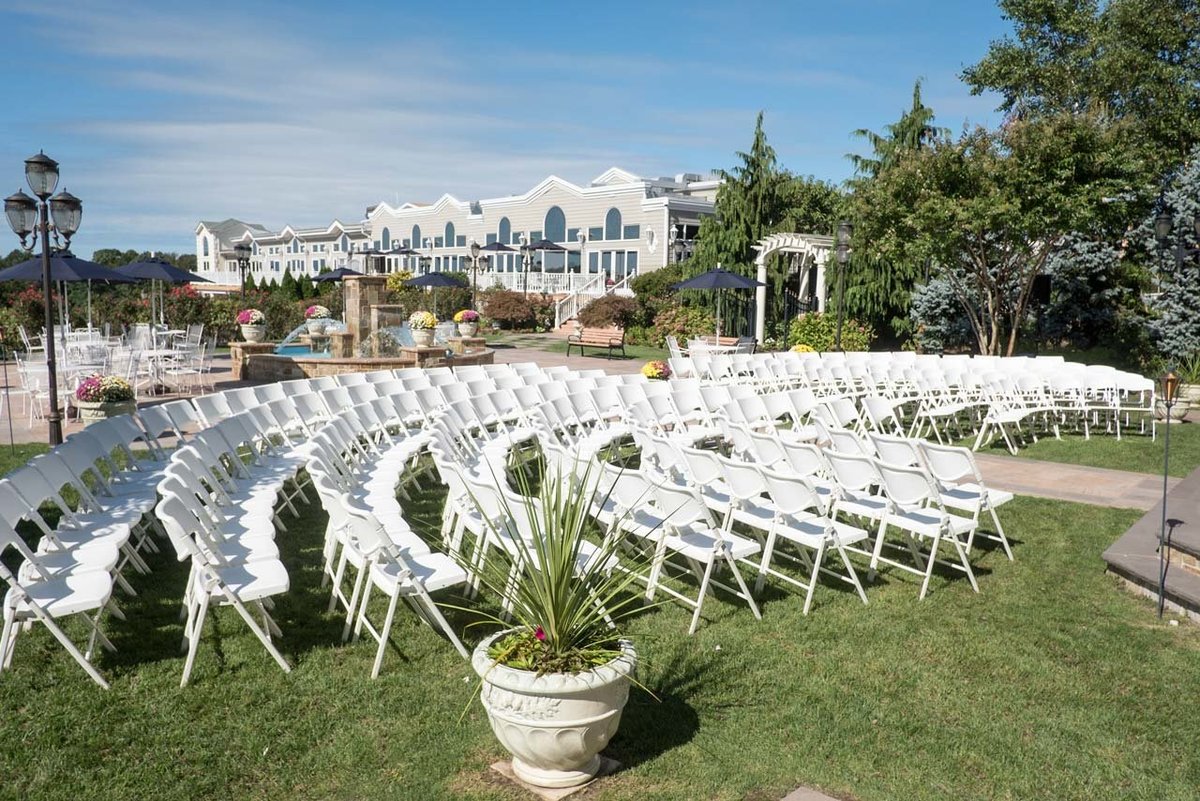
[193, 167, 716, 296]
[193, 218, 370, 288]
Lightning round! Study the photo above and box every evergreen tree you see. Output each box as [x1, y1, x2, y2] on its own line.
[243, 272, 258, 295]
[845, 80, 951, 338]
[280, 268, 298, 299]
[1144, 147, 1200, 363]
[297, 274, 315, 299]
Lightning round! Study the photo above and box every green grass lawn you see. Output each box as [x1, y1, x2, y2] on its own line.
[974, 420, 1200, 477]
[538, 339, 668, 362]
[2, 473, 1199, 801]
[0, 442, 48, 476]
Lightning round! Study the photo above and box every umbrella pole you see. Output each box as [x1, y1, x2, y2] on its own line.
[1, 344, 13, 455]
[87, 279, 93, 330]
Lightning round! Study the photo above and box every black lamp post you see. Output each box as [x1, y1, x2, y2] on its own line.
[833, 220, 853, 351]
[519, 235, 532, 297]
[468, 239, 481, 311]
[420, 238, 432, 276]
[4, 151, 81, 446]
[234, 242, 251, 301]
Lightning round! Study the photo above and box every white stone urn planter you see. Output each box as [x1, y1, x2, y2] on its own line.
[411, 329, 435, 348]
[1156, 398, 1189, 423]
[240, 324, 267, 343]
[457, 321, 479, 338]
[76, 399, 136, 425]
[472, 630, 636, 789]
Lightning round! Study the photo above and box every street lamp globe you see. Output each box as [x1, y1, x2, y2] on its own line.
[1155, 212, 1174, 245]
[48, 189, 82, 240]
[24, 151, 60, 199]
[469, 239, 480, 261]
[4, 189, 37, 238]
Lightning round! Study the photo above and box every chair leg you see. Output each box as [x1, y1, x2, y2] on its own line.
[801, 540, 826, 616]
[224, 592, 291, 674]
[989, 505, 1014, 560]
[180, 594, 209, 686]
[836, 541, 869, 604]
[371, 589, 402, 679]
[687, 558, 716, 636]
[918, 532, 943, 600]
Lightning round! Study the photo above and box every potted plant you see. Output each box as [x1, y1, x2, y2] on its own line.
[453, 309, 480, 338]
[409, 310, 437, 348]
[237, 308, 266, 342]
[305, 304, 332, 335]
[640, 360, 671, 381]
[74, 374, 136, 424]
[1176, 352, 1200, 410]
[464, 463, 646, 790]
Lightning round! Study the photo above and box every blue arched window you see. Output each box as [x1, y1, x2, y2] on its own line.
[604, 208, 622, 240]
[544, 206, 566, 243]
[202, 237, 209, 257]
[381, 227, 391, 250]
[498, 217, 511, 245]
[340, 234, 348, 251]
[411, 225, 422, 251]
[444, 222, 455, 249]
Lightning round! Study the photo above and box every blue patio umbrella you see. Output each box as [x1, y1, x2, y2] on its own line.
[403, 271, 463, 316]
[0, 252, 136, 330]
[117, 258, 211, 327]
[673, 265, 764, 339]
[312, 267, 363, 283]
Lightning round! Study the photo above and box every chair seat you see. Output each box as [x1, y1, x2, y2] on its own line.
[888, 507, 976, 538]
[206, 559, 289, 602]
[665, 524, 760, 561]
[369, 552, 467, 595]
[939, 482, 1013, 512]
[20, 544, 120, 580]
[5, 571, 113, 619]
[835, 490, 889, 520]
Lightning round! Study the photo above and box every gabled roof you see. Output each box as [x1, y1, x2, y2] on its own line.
[590, 167, 643, 186]
[195, 218, 271, 242]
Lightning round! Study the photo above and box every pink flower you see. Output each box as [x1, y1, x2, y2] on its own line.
[534, 626, 545, 642]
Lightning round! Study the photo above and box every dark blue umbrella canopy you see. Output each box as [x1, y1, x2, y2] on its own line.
[313, 267, 363, 283]
[672, 268, 764, 291]
[526, 239, 568, 252]
[116, 258, 211, 283]
[478, 241, 515, 253]
[0, 253, 137, 283]
[404, 272, 463, 288]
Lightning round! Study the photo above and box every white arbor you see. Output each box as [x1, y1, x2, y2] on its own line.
[752, 233, 833, 343]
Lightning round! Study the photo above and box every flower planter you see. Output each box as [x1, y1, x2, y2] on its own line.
[1180, 384, 1200, 411]
[457, 322, 479, 338]
[306, 320, 328, 336]
[411, 329, 435, 348]
[1156, 399, 1189, 423]
[472, 630, 636, 789]
[241, 324, 267, 343]
[75, 399, 136, 425]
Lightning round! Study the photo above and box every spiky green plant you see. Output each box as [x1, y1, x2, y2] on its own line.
[456, 455, 658, 674]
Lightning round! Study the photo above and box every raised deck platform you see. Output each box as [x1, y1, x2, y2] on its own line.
[1102, 465, 1200, 619]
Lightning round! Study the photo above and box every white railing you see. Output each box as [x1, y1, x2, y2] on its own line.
[192, 270, 244, 286]
[554, 275, 608, 328]
[609, 275, 635, 297]
[477, 272, 603, 296]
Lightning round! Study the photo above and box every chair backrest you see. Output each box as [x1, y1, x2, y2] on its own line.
[193, 393, 232, 426]
[822, 450, 881, 494]
[717, 454, 768, 503]
[875, 459, 939, 509]
[759, 467, 825, 518]
[918, 440, 980, 485]
[868, 432, 922, 468]
[653, 482, 714, 528]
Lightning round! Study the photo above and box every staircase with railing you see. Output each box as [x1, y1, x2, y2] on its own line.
[553, 274, 637, 329]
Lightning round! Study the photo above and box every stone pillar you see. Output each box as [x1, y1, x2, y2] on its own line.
[342, 274, 389, 352]
[228, 341, 277, 379]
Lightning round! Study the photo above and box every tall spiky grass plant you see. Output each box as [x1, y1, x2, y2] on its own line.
[461, 455, 656, 675]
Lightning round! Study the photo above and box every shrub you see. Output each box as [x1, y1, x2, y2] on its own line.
[630, 262, 685, 326]
[484, 289, 555, 331]
[578, 295, 638, 329]
[788, 311, 873, 352]
[649, 303, 716, 347]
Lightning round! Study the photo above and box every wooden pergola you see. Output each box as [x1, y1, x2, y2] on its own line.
[752, 232, 834, 343]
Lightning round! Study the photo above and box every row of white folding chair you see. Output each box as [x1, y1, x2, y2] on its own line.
[591, 461, 762, 634]
[306, 424, 467, 677]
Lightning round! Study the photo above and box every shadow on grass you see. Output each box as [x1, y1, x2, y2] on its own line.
[606, 639, 706, 768]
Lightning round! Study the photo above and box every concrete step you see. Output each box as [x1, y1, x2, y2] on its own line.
[1102, 464, 1200, 619]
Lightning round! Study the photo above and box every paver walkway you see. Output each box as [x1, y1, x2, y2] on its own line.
[973, 453, 1177, 511]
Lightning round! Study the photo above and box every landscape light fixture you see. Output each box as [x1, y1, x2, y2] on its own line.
[3, 150, 79, 445]
[1156, 370, 1182, 619]
[234, 243, 252, 301]
[469, 239, 481, 311]
[834, 220, 853, 351]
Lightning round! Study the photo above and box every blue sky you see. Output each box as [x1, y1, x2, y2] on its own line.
[0, 1, 1008, 256]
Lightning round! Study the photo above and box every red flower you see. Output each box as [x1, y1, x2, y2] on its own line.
[534, 626, 545, 641]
